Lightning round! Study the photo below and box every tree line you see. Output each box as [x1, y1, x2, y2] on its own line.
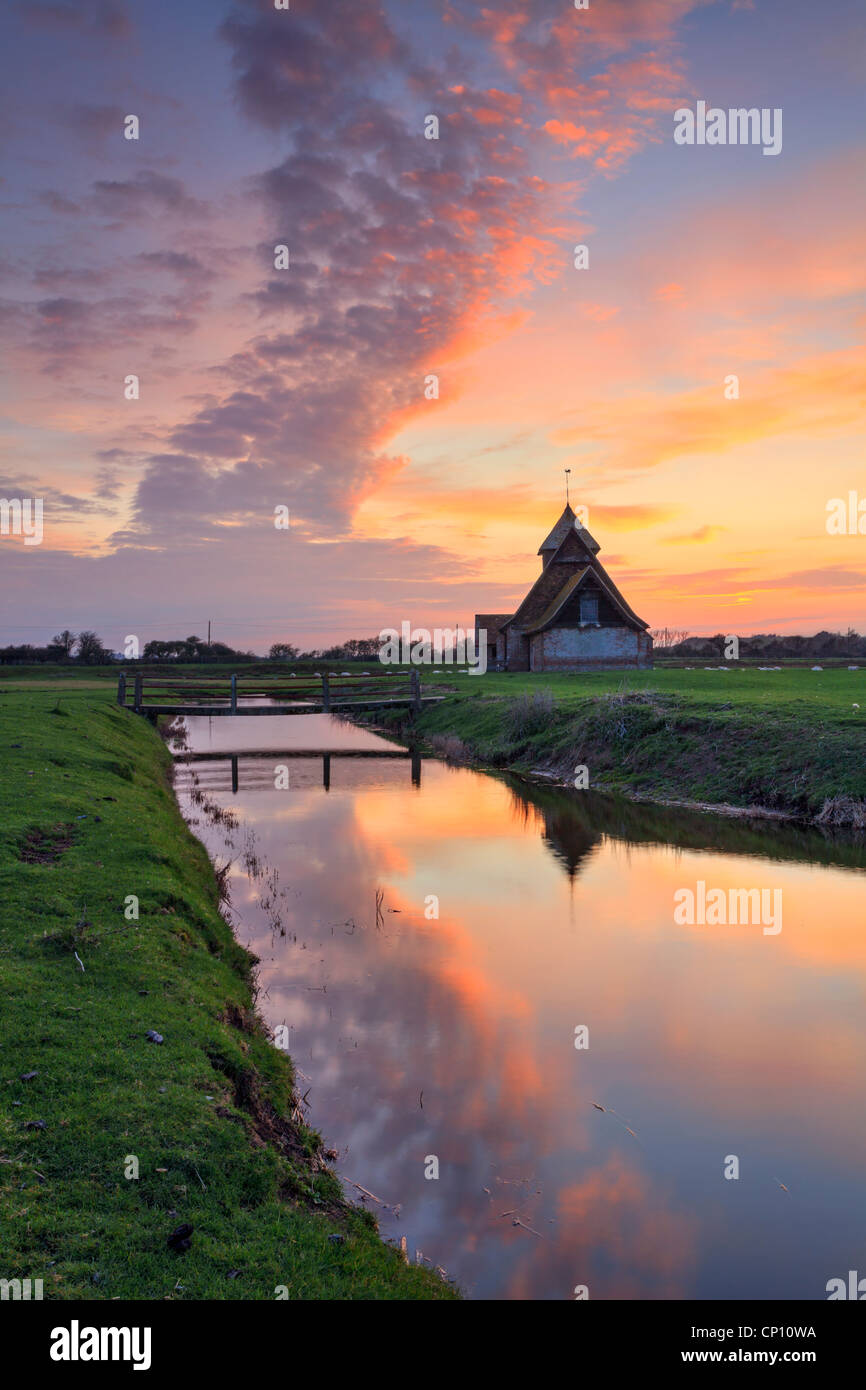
[652, 628, 866, 658]
[3, 627, 863, 665]
[0, 631, 384, 664]
[0, 630, 112, 665]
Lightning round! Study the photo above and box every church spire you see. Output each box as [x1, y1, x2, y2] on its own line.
[537, 503, 601, 569]
[538, 503, 577, 555]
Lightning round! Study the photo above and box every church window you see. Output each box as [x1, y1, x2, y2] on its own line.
[580, 594, 599, 623]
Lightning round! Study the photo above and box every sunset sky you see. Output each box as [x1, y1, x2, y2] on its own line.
[1, 0, 864, 651]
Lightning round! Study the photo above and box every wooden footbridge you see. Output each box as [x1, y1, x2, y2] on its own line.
[117, 670, 446, 717]
[175, 747, 424, 791]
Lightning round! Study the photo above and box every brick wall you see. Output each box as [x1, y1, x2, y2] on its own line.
[528, 624, 652, 671]
[506, 627, 530, 670]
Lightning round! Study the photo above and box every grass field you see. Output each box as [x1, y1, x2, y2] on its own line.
[421, 662, 866, 713]
[376, 666, 866, 823]
[0, 686, 455, 1300]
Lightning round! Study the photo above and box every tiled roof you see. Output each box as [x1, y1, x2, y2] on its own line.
[474, 613, 513, 635]
[503, 508, 648, 634]
[538, 504, 600, 555]
[522, 568, 589, 634]
[524, 559, 648, 633]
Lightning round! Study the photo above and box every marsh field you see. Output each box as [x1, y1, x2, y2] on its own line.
[2, 664, 865, 1299]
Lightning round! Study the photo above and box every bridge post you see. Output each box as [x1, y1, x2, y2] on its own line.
[322, 672, 330, 712]
[117, 673, 126, 707]
[231, 674, 237, 713]
[411, 668, 421, 712]
[133, 675, 142, 713]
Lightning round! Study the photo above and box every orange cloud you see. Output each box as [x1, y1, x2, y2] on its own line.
[668, 525, 728, 545]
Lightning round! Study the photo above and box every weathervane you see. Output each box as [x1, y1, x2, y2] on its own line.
[564, 468, 571, 507]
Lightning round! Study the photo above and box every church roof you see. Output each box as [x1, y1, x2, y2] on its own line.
[523, 560, 648, 633]
[590, 563, 649, 631]
[522, 568, 589, 634]
[503, 524, 598, 630]
[474, 613, 513, 636]
[538, 504, 600, 556]
[504, 514, 649, 633]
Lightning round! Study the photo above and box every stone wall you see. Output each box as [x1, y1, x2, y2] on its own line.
[528, 624, 653, 670]
[506, 627, 530, 670]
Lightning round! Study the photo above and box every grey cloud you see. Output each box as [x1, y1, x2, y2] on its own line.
[37, 190, 82, 215]
[111, 2, 558, 543]
[137, 251, 208, 278]
[64, 103, 126, 141]
[16, 0, 131, 36]
[91, 171, 206, 220]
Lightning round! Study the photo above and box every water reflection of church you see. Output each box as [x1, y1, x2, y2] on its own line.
[504, 774, 842, 883]
[506, 779, 603, 880]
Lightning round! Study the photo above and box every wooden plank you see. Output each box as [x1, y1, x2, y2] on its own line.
[174, 748, 411, 761]
[137, 696, 445, 716]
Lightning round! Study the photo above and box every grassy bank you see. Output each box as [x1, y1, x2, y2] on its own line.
[372, 668, 866, 825]
[0, 689, 455, 1300]
[3, 664, 864, 823]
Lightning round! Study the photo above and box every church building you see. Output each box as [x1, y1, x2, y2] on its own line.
[475, 505, 653, 672]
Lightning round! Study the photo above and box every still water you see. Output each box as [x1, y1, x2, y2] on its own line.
[171, 708, 866, 1300]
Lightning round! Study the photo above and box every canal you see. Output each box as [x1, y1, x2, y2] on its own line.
[170, 705, 866, 1300]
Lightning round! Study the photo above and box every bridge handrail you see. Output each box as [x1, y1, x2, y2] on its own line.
[118, 669, 431, 713]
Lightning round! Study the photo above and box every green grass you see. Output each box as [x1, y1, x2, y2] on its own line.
[373, 667, 866, 823]
[0, 688, 456, 1300]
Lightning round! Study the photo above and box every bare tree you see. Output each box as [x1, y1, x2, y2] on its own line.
[650, 627, 690, 650]
[75, 631, 110, 664]
[52, 629, 77, 658]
